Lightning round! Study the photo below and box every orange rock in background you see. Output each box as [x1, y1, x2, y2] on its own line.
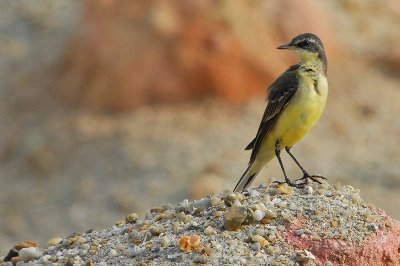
[57, 0, 338, 112]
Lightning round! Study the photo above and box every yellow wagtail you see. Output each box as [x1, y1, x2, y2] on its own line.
[234, 33, 328, 192]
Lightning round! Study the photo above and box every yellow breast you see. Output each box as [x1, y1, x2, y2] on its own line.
[266, 73, 328, 149]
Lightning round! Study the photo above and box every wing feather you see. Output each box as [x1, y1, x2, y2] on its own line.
[246, 64, 300, 164]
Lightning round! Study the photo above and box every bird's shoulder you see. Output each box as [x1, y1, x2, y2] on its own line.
[266, 64, 300, 101]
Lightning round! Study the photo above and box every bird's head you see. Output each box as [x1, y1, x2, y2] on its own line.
[277, 33, 326, 64]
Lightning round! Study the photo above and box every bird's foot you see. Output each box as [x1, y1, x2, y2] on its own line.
[294, 173, 327, 184]
[273, 178, 307, 189]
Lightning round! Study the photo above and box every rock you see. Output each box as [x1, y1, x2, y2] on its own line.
[160, 235, 171, 247]
[204, 226, 217, 236]
[223, 206, 248, 230]
[178, 235, 201, 253]
[251, 235, 269, 248]
[109, 249, 117, 256]
[14, 241, 38, 250]
[125, 213, 139, 224]
[253, 209, 265, 222]
[223, 194, 242, 207]
[18, 247, 43, 262]
[210, 196, 222, 207]
[46, 237, 63, 247]
[149, 225, 165, 236]
[192, 254, 207, 264]
[2, 183, 400, 265]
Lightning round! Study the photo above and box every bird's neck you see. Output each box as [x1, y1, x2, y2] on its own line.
[297, 50, 328, 76]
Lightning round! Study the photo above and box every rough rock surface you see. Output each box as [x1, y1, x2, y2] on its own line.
[2, 182, 399, 265]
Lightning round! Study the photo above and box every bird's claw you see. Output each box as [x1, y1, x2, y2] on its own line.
[294, 173, 327, 184]
[272, 179, 307, 189]
[273, 173, 326, 188]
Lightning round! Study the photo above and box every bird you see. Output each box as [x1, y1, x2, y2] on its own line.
[234, 33, 328, 192]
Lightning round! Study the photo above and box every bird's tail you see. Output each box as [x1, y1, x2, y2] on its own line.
[233, 161, 263, 192]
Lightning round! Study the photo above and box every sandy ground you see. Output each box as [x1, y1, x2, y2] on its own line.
[0, 0, 399, 255]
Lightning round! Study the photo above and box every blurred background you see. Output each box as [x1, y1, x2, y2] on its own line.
[1, 0, 400, 253]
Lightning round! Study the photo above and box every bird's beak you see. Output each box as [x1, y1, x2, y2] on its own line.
[277, 43, 291, 50]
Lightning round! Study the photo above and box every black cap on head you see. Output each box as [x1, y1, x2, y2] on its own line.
[278, 33, 325, 53]
[288, 33, 325, 53]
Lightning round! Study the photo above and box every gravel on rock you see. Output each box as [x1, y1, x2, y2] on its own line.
[1, 182, 399, 265]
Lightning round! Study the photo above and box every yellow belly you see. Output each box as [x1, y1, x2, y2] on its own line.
[262, 77, 328, 151]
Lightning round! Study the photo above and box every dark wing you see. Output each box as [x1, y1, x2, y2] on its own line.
[246, 64, 300, 164]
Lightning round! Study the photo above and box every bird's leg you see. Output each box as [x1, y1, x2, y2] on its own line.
[273, 141, 305, 188]
[285, 147, 326, 184]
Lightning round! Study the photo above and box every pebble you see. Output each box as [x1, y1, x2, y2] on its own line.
[275, 184, 292, 195]
[192, 198, 211, 210]
[264, 209, 278, 219]
[224, 194, 241, 207]
[243, 208, 255, 224]
[251, 235, 269, 248]
[180, 199, 189, 208]
[255, 228, 266, 236]
[254, 210, 265, 221]
[295, 229, 304, 237]
[18, 247, 43, 262]
[46, 237, 63, 247]
[125, 213, 139, 224]
[223, 206, 248, 230]
[210, 196, 222, 206]
[250, 242, 261, 251]
[330, 220, 338, 228]
[192, 254, 208, 264]
[65, 249, 78, 257]
[109, 248, 117, 256]
[204, 225, 217, 236]
[160, 235, 171, 247]
[39, 254, 51, 263]
[251, 203, 268, 212]
[176, 212, 192, 223]
[124, 246, 142, 257]
[82, 243, 91, 250]
[149, 225, 164, 236]
[250, 190, 260, 198]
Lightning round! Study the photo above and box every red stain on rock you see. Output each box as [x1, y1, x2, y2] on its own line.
[286, 211, 400, 265]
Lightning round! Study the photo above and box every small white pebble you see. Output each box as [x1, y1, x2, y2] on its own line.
[39, 255, 51, 263]
[204, 226, 217, 236]
[109, 249, 118, 256]
[307, 186, 313, 194]
[79, 250, 88, 256]
[254, 210, 265, 222]
[180, 199, 189, 207]
[160, 236, 171, 247]
[250, 190, 260, 198]
[19, 247, 43, 262]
